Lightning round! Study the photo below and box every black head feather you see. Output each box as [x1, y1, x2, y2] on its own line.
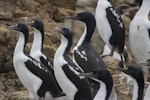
[57, 26, 73, 54]
[12, 22, 29, 35]
[57, 26, 73, 41]
[74, 12, 96, 24]
[30, 19, 44, 34]
[11, 22, 29, 49]
[66, 12, 96, 42]
[118, 65, 144, 99]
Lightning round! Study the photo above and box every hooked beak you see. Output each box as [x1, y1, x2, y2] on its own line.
[9, 25, 18, 31]
[115, 68, 125, 72]
[66, 15, 79, 20]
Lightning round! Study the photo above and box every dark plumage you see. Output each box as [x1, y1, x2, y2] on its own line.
[54, 26, 92, 100]
[66, 12, 113, 100]
[117, 66, 144, 100]
[28, 19, 65, 98]
[95, 0, 129, 66]
[11, 23, 63, 99]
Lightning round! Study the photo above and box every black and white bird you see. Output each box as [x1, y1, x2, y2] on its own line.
[66, 12, 113, 100]
[117, 66, 145, 100]
[79, 69, 114, 100]
[54, 26, 92, 100]
[11, 23, 64, 100]
[95, 0, 128, 65]
[129, 0, 150, 64]
[29, 19, 54, 72]
[28, 19, 66, 99]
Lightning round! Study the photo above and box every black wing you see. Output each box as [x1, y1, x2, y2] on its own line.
[62, 64, 92, 100]
[25, 55, 61, 95]
[40, 56, 54, 73]
[106, 6, 125, 53]
[73, 44, 106, 72]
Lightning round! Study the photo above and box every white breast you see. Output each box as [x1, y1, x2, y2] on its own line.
[13, 53, 42, 94]
[129, 19, 150, 63]
[54, 56, 77, 100]
[95, 1, 112, 47]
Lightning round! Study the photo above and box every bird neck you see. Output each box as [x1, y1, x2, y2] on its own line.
[30, 28, 44, 53]
[94, 81, 107, 100]
[77, 22, 95, 46]
[55, 35, 72, 59]
[132, 78, 144, 100]
[135, 0, 150, 19]
[14, 32, 27, 55]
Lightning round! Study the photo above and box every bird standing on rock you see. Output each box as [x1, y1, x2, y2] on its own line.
[29, 19, 54, 72]
[95, 0, 129, 65]
[54, 26, 92, 100]
[66, 12, 113, 100]
[11, 23, 64, 100]
[28, 19, 66, 99]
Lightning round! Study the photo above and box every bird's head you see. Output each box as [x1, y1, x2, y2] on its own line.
[10, 22, 29, 35]
[29, 19, 44, 33]
[56, 26, 73, 40]
[66, 12, 95, 24]
[116, 65, 143, 80]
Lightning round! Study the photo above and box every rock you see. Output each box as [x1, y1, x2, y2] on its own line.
[0, 0, 143, 99]
[51, 0, 77, 10]
[125, 0, 135, 5]
[0, 0, 15, 20]
[8, 91, 29, 100]
[76, 0, 97, 8]
[0, 81, 5, 91]
[53, 7, 75, 22]
[112, 0, 126, 6]
[0, 71, 28, 99]
[0, 0, 76, 73]
[0, 25, 15, 72]
[0, 91, 6, 100]
[37, 0, 50, 5]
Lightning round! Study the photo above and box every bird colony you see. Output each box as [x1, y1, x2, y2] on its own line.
[6, 0, 150, 100]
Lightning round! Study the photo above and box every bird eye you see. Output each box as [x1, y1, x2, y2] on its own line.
[63, 28, 67, 32]
[124, 67, 128, 70]
[15, 24, 18, 27]
[31, 20, 35, 24]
